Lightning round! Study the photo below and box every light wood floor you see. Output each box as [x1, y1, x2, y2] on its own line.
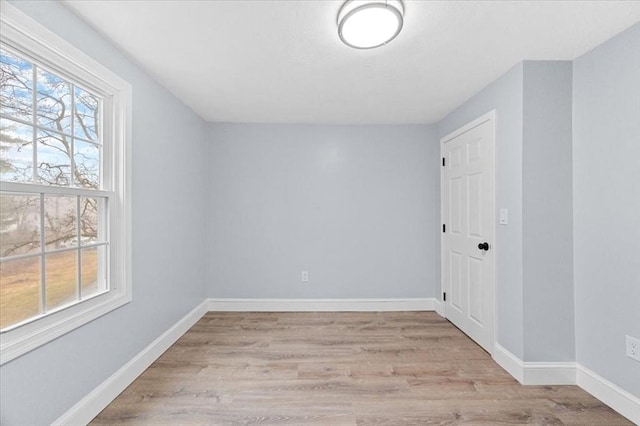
[91, 312, 631, 425]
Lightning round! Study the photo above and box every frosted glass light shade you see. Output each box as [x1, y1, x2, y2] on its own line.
[337, 0, 404, 49]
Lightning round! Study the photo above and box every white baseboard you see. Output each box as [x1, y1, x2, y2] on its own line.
[522, 362, 577, 385]
[433, 300, 445, 317]
[493, 344, 576, 385]
[207, 298, 437, 312]
[577, 364, 640, 425]
[493, 343, 525, 383]
[52, 300, 209, 426]
[493, 344, 639, 424]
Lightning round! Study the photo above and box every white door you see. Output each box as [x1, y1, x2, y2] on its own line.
[441, 112, 495, 353]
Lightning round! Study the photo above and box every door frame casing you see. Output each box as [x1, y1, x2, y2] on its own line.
[440, 109, 497, 355]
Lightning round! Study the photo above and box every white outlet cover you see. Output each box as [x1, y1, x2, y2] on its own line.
[626, 335, 640, 362]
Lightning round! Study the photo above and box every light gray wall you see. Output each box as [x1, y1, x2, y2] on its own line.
[522, 61, 575, 362]
[0, 2, 208, 424]
[573, 23, 640, 396]
[437, 64, 525, 358]
[206, 124, 438, 299]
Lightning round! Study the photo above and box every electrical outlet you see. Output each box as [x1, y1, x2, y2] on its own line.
[626, 335, 640, 362]
[301, 271, 309, 283]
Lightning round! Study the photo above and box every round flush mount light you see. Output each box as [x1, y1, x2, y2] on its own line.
[337, 0, 404, 49]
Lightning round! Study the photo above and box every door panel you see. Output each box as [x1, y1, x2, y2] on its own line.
[450, 177, 462, 234]
[450, 250, 463, 311]
[441, 114, 495, 353]
[468, 173, 482, 237]
[468, 256, 483, 324]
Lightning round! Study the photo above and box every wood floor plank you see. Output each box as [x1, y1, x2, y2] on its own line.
[91, 312, 632, 425]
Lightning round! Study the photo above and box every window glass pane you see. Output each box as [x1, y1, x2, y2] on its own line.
[0, 48, 33, 121]
[81, 245, 106, 299]
[74, 140, 99, 189]
[44, 194, 77, 250]
[74, 86, 99, 142]
[0, 117, 33, 182]
[36, 68, 71, 135]
[0, 257, 41, 329]
[0, 192, 40, 258]
[37, 130, 71, 186]
[45, 250, 78, 311]
[80, 196, 102, 245]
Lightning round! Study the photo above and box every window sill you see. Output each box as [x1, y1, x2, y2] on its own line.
[0, 290, 131, 365]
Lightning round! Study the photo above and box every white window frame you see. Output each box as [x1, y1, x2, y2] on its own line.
[0, 2, 132, 365]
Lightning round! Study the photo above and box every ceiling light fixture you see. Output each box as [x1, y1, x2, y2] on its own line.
[337, 0, 404, 49]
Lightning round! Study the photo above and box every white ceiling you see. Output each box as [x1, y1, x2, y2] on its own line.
[62, 1, 640, 124]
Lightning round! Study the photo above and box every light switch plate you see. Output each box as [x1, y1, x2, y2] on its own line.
[499, 208, 508, 225]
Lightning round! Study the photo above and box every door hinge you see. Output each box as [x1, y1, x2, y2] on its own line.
[442, 157, 445, 167]
[442, 224, 446, 233]
[443, 292, 447, 301]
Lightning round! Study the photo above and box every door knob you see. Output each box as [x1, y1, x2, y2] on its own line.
[478, 242, 489, 251]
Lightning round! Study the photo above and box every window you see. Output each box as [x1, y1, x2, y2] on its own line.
[0, 3, 131, 364]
